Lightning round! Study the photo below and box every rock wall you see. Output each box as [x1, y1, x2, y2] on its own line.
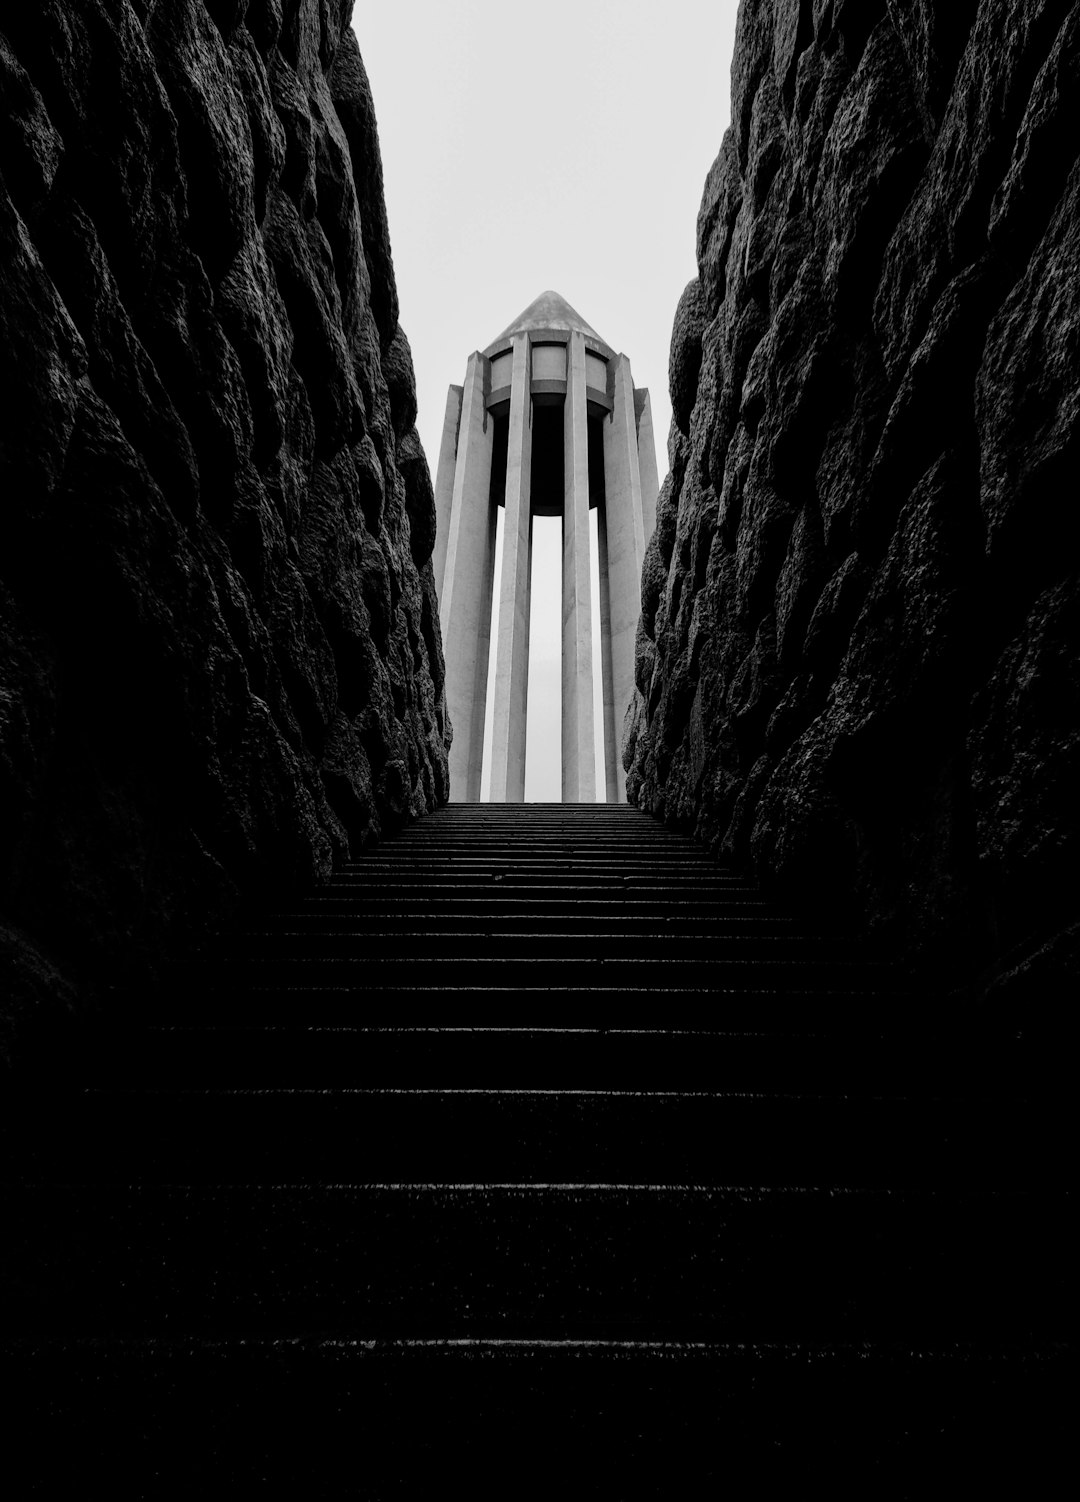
[626, 0, 1079, 990]
[0, 1, 449, 1058]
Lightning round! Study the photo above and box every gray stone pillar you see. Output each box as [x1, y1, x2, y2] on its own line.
[636, 387, 660, 545]
[562, 330, 595, 803]
[432, 384, 463, 597]
[489, 334, 533, 803]
[602, 354, 648, 802]
[596, 505, 619, 801]
[439, 352, 496, 802]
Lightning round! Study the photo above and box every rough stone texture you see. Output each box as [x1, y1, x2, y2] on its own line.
[0, 1, 449, 1061]
[626, 0, 1079, 986]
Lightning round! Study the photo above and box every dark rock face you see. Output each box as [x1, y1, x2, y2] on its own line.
[0, 1, 449, 1058]
[627, 0, 1079, 984]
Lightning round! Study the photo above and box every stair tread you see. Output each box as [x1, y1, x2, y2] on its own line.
[2, 1181, 1066, 1340]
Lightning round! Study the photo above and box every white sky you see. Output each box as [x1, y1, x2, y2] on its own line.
[351, 2, 739, 798]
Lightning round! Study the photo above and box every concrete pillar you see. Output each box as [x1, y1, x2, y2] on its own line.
[635, 387, 660, 545]
[433, 384, 463, 597]
[439, 352, 496, 802]
[489, 334, 533, 803]
[596, 504, 619, 802]
[601, 354, 648, 802]
[562, 331, 595, 803]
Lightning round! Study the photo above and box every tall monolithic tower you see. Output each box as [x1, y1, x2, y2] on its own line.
[434, 292, 660, 804]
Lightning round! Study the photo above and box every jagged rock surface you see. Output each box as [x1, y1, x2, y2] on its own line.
[626, 0, 1079, 982]
[0, 0, 449, 1057]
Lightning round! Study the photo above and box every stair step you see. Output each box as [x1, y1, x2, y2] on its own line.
[327, 871, 760, 889]
[201, 954, 892, 990]
[403, 836, 702, 848]
[1, 1183, 1066, 1340]
[1, 1337, 1067, 1490]
[6, 1087, 1053, 1187]
[220, 932, 867, 959]
[330, 861, 743, 880]
[235, 915, 810, 939]
[296, 889, 771, 907]
[79, 1024, 1023, 1091]
[111, 984, 937, 1029]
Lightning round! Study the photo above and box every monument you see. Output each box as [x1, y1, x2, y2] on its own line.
[434, 292, 660, 803]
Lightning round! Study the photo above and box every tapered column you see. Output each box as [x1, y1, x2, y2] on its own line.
[439, 353, 496, 802]
[433, 384, 464, 596]
[635, 388, 660, 545]
[602, 355, 648, 802]
[562, 331, 595, 802]
[596, 505, 619, 801]
[489, 334, 533, 803]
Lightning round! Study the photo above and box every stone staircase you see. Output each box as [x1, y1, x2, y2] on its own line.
[1, 804, 1068, 1490]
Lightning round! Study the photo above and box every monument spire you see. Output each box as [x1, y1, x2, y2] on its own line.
[434, 292, 659, 802]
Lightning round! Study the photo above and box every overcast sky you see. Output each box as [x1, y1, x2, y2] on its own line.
[351, 2, 740, 798]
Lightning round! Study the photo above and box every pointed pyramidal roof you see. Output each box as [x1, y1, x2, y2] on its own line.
[484, 290, 614, 357]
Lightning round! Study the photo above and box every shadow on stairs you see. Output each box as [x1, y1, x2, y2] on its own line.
[0, 804, 1069, 1491]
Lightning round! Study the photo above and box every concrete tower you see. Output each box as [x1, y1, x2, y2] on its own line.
[434, 291, 660, 803]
